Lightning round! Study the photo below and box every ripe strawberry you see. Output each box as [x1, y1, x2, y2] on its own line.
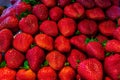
[58, 0, 71, 7]
[86, 7, 105, 20]
[32, 4, 48, 21]
[0, 29, 13, 53]
[78, 19, 97, 35]
[13, 32, 33, 52]
[38, 66, 57, 80]
[111, 0, 120, 6]
[105, 77, 112, 80]
[16, 69, 36, 80]
[59, 66, 76, 80]
[46, 50, 66, 70]
[58, 18, 76, 37]
[0, 67, 16, 80]
[5, 49, 25, 69]
[41, 0, 56, 7]
[26, 46, 45, 72]
[49, 7, 63, 21]
[113, 26, 120, 40]
[39, 20, 58, 37]
[77, 58, 103, 80]
[35, 34, 53, 51]
[104, 54, 120, 80]
[70, 35, 87, 52]
[55, 35, 71, 53]
[76, 74, 81, 80]
[96, 34, 108, 43]
[99, 20, 116, 36]
[19, 14, 38, 35]
[64, 2, 84, 19]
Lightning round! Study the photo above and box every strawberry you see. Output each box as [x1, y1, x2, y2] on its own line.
[105, 77, 112, 80]
[55, 35, 71, 53]
[5, 49, 25, 69]
[26, 46, 45, 72]
[46, 50, 66, 70]
[106, 6, 120, 20]
[67, 49, 86, 69]
[99, 20, 116, 36]
[59, 66, 76, 80]
[76, 0, 95, 8]
[58, 0, 71, 7]
[58, 18, 76, 37]
[104, 54, 120, 80]
[96, 34, 108, 43]
[32, 4, 48, 21]
[76, 74, 81, 80]
[78, 19, 97, 36]
[0, 53, 2, 63]
[13, 32, 33, 52]
[0, 29, 13, 53]
[39, 20, 58, 37]
[113, 26, 120, 40]
[49, 7, 63, 21]
[86, 7, 105, 20]
[77, 58, 103, 80]
[35, 34, 54, 51]
[64, 2, 84, 19]
[38, 66, 57, 80]
[41, 0, 56, 7]
[0, 67, 16, 80]
[111, 0, 120, 6]
[16, 69, 36, 80]
[19, 14, 38, 35]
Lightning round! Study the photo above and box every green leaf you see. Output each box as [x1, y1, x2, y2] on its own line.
[22, 0, 40, 6]
[102, 40, 107, 47]
[0, 61, 6, 68]
[64, 62, 69, 66]
[76, 60, 80, 63]
[23, 60, 29, 69]
[75, 30, 80, 35]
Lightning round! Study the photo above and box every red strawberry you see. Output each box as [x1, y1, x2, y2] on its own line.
[13, 32, 33, 52]
[49, 7, 63, 21]
[41, 0, 56, 7]
[68, 49, 86, 69]
[104, 54, 120, 80]
[55, 35, 71, 53]
[76, 0, 95, 8]
[76, 74, 81, 80]
[105, 77, 112, 80]
[46, 50, 66, 70]
[106, 6, 120, 20]
[58, 18, 76, 37]
[39, 20, 58, 37]
[96, 34, 108, 43]
[32, 4, 48, 21]
[111, 0, 120, 6]
[70, 35, 87, 52]
[58, 0, 71, 7]
[38, 66, 57, 80]
[64, 2, 84, 19]
[113, 26, 120, 40]
[5, 49, 25, 69]
[77, 58, 103, 80]
[59, 66, 76, 80]
[78, 19, 97, 36]
[35, 34, 53, 51]
[16, 69, 36, 80]
[0, 67, 16, 80]
[26, 46, 45, 72]
[0, 29, 13, 53]
[19, 14, 38, 35]
[86, 7, 105, 20]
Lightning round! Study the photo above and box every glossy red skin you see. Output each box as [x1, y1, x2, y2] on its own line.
[55, 36, 71, 53]
[38, 67, 57, 80]
[16, 69, 36, 80]
[106, 6, 120, 20]
[77, 58, 103, 80]
[0, 29, 13, 53]
[26, 46, 45, 72]
[13, 32, 33, 52]
[0, 67, 16, 80]
[5, 49, 25, 69]
[104, 54, 120, 80]
[35, 34, 54, 51]
[99, 20, 116, 36]
[113, 26, 120, 40]
[59, 66, 76, 80]
[46, 51, 66, 70]
[32, 4, 48, 21]
[86, 7, 105, 20]
[49, 7, 63, 21]
[96, 34, 108, 43]
[39, 20, 58, 37]
[19, 14, 38, 35]
[64, 2, 84, 19]
[70, 35, 87, 52]
[78, 19, 97, 35]
[76, 0, 95, 8]
[105, 77, 112, 80]
[58, 0, 71, 7]
[41, 0, 56, 7]
[58, 18, 76, 37]
[68, 49, 86, 69]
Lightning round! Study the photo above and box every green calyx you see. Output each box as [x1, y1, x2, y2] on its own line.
[22, 60, 29, 69]
[102, 40, 107, 47]
[71, 0, 75, 2]
[85, 38, 98, 44]
[76, 60, 80, 63]
[22, 0, 40, 6]
[105, 52, 114, 57]
[41, 60, 49, 67]
[30, 43, 36, 48]
[75, 30, 80, 35]
[64, 62, 69, 66]
[0, 61, 6, 68]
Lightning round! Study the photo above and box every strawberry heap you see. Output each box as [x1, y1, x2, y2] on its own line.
[0, 0, 120, 80]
